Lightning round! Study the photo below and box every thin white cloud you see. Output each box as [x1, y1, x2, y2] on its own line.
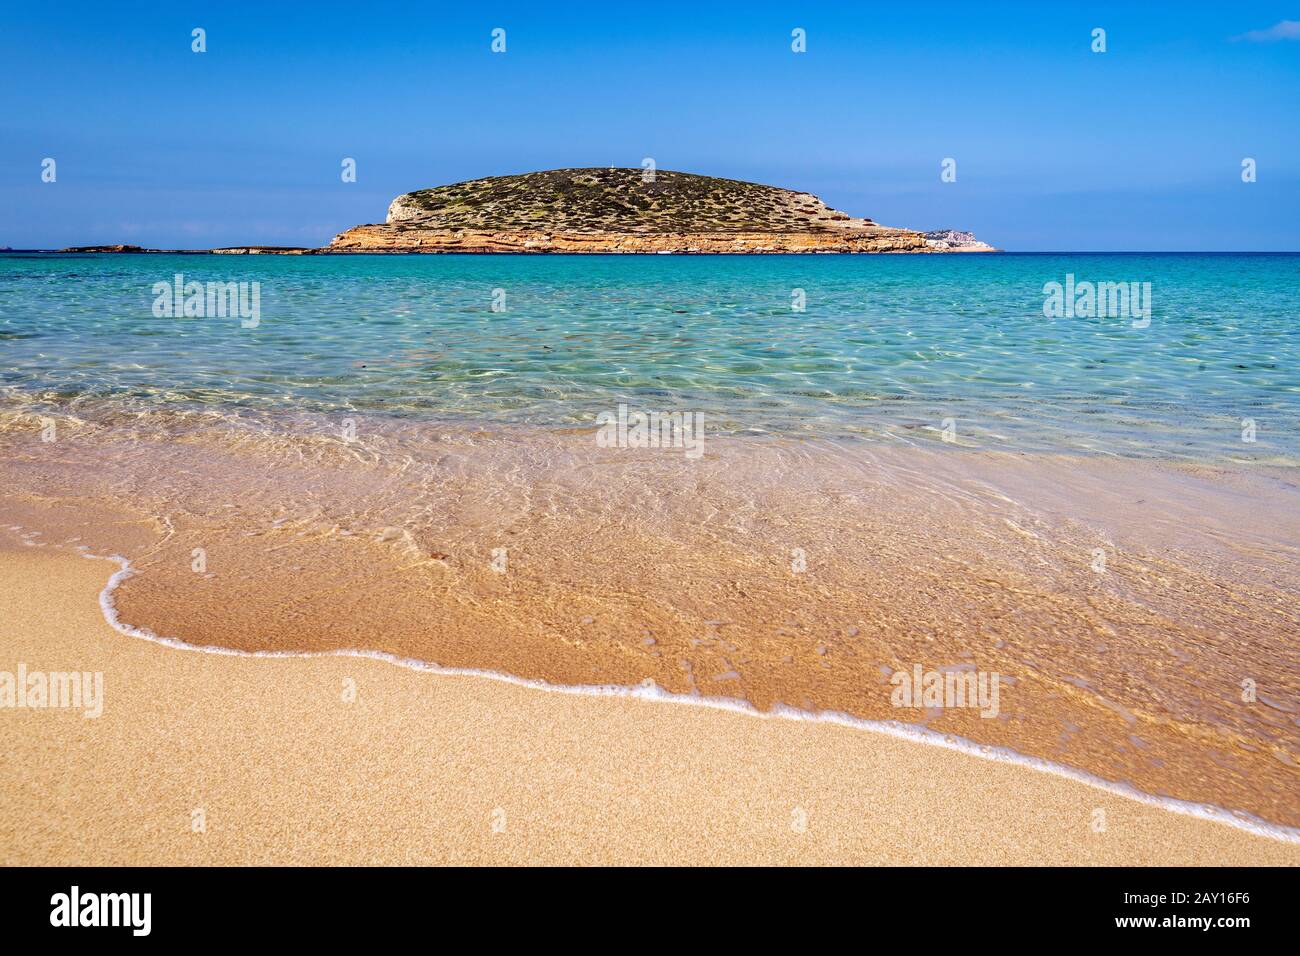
[1232, 19, 1300, 42]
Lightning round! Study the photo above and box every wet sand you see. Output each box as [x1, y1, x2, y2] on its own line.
[1, 408, 1298, 829]
[1, 545, 1296, 865]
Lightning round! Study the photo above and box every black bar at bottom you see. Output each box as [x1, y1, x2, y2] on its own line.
[0, 865, 1287, 941]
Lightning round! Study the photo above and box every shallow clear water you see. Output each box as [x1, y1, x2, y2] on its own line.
[2, 252, 1298, 460]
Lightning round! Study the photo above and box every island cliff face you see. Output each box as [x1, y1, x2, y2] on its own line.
[329, 168, 993, 254]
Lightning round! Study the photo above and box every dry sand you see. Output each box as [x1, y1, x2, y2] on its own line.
[0, 545, 1296, 866]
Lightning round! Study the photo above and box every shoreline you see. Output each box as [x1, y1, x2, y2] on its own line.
[2, 542, 1297, 865]
[2, 415, 1298, 830]
[85, 548, 1300, 845]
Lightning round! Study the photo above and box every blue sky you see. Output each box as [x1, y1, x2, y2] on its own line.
[2, 1, 1297, 250]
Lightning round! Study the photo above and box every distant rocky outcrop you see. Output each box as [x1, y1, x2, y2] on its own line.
[330, 168, 992, 254]
[922, 230, 996, 252]
[209, 246, 315, 255]
[59, 244, 149, 254]
[54, 244, 316, 255]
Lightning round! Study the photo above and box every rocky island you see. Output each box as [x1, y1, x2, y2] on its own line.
[38, 169, 993, 255]
[329, 168, 994, 254]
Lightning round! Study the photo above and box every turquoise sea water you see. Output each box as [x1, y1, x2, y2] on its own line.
[2, 252, 1297, 461]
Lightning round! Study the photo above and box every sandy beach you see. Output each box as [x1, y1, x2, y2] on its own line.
[1, 544, 1295, 866]
[3, 409, 1298, 829]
